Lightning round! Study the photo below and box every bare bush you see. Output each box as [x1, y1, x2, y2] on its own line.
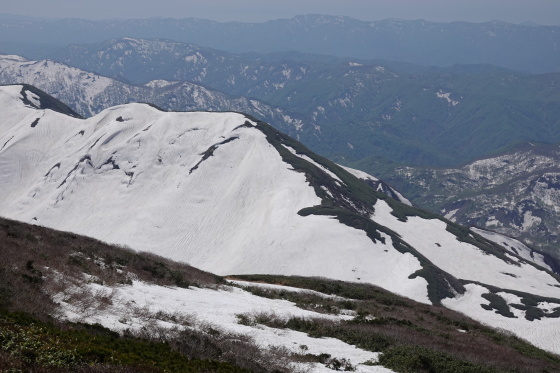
[170, 325, 304, 373]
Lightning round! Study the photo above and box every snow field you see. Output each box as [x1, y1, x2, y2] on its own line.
[282, 144, 344, 184]
[443, 284, 560, 355]
[0, 87, 430, 304]
[229, 280, 351, 300]
[372, 200, 560, 299]
[471, 227, 553, 273]
[372, 200, 560, 355]
[55, 280, 394, 373]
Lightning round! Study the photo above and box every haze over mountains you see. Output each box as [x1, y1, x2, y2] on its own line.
[2, 15, 560, 73]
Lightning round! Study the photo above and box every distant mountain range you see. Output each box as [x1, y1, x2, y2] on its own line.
[1, 15, 560, 73]
[29, 38, 560, 167]
[0, 54, 313, 138]
[1, 85, 560, 357]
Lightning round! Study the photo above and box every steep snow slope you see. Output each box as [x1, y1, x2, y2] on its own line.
[373, 200, 558, 298]
[0, 84, 429, 304]
[372, 199, 560, 353]
[471, 227, 557, 274]
[1, 85, 559, 354]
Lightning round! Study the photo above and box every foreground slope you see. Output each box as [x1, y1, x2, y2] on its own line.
[0, 216, 388, 372]
[0, 85, 559, 354]
[4, 217, 560, 372]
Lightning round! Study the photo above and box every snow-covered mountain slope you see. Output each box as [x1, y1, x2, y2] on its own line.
[0, 84, 429, 304]
[370, 200, 560, 354]
[390, 142, 560, 260]
[0, 54, 313, 138]
[1, 85, 559, 354]
[471, 227, 559, 274]
[341, 165, 411, 206]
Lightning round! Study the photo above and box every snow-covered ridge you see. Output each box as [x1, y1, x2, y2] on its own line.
[1, 84, 559, 355]
[471, 227, 555, 273]
[373, 200, 559, 298]
[144, 79, 180, 89]
[0, 54, 28, 62]
[283, 144, 344, 184]
[0, 54, 312, 135]
[0, 84, 430, 305]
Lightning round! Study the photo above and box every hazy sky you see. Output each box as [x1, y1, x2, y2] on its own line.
[3, 0, 560, 25]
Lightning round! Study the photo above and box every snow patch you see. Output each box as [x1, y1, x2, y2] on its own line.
[471, 228, 553, 273]
[282, 144, 344, 184]
[23, 90, 41, 108]
[443, 284, 560, 355]
[144, 80, 178, 89]
[372, 200, 560, 298]
[56, 280, 387, 372]
[436, 90, 459, 106]
[444, 208, 459, 220]
[341, 165, 412, 206]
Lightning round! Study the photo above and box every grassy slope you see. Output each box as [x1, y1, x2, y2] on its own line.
[1, 213, 560, 372]
[0, 217, 290, 372]
[231, 275, 560, 373]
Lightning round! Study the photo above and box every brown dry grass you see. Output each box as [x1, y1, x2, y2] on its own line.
[0, 216, 221, 321]
[233, 276, 560, 373]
